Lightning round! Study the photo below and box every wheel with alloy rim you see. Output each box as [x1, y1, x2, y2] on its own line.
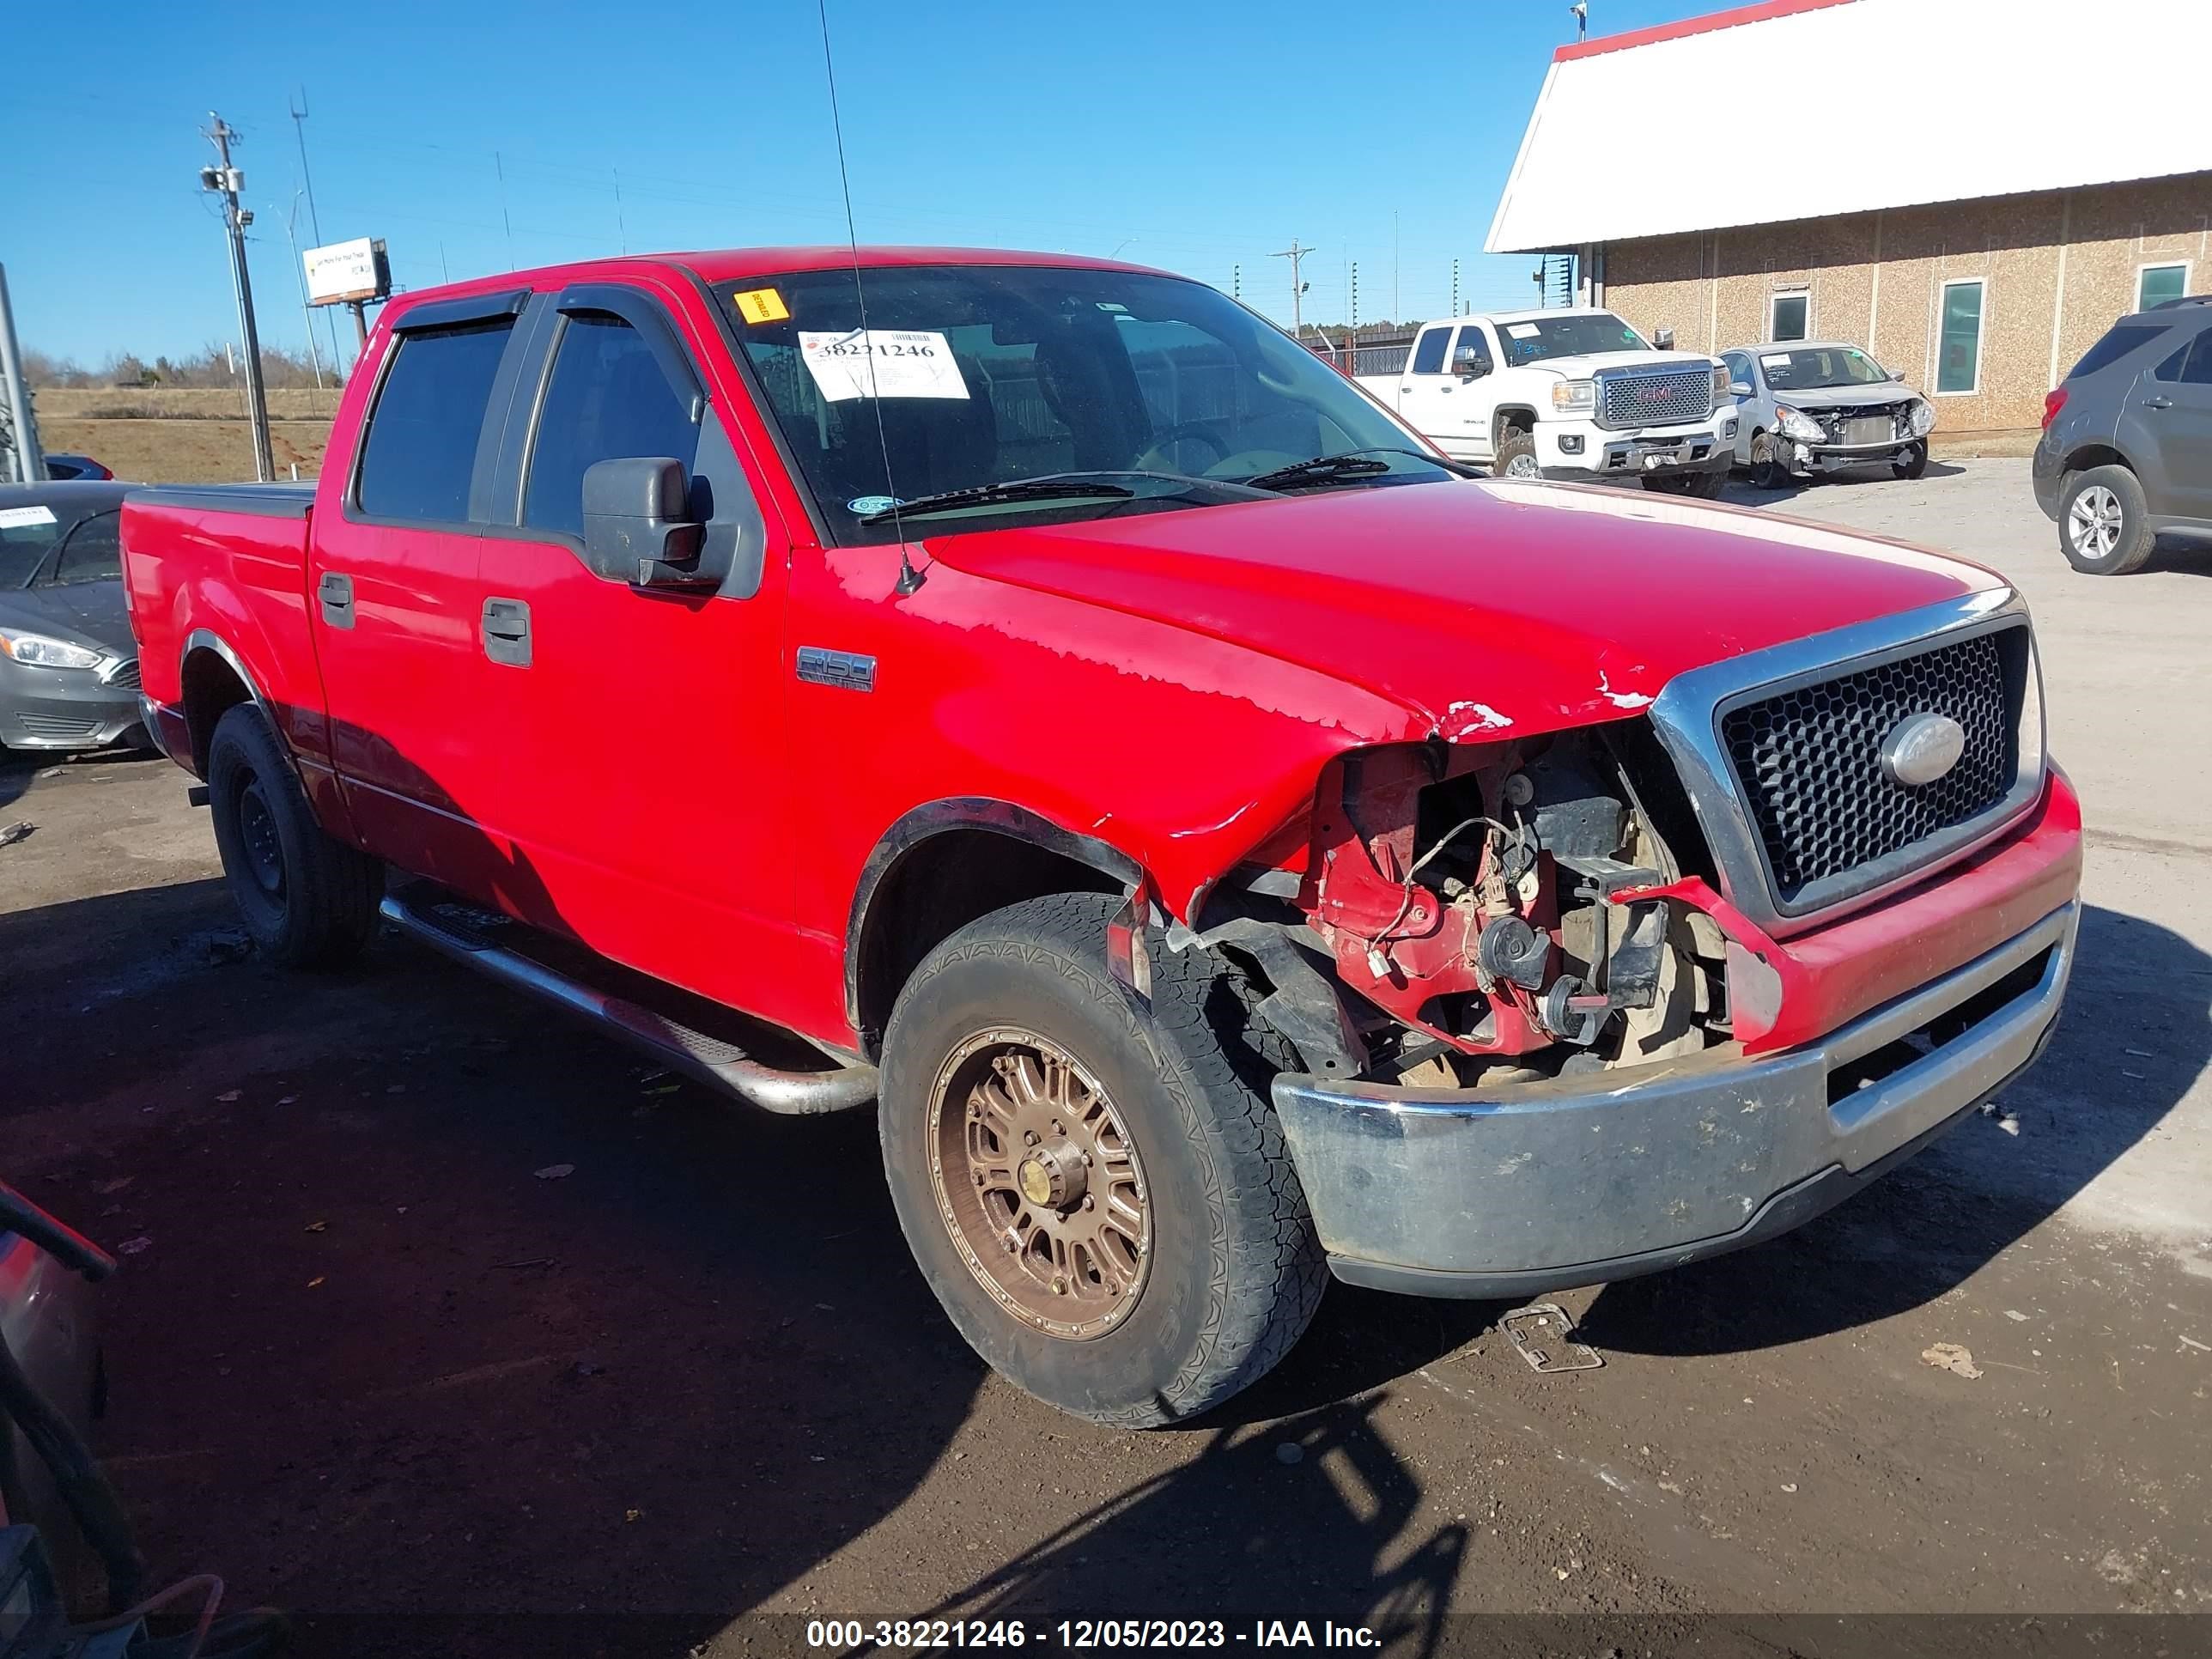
[930, 1027, 1150, 1340]
[2058, 463, 2154, 575]
[879, 891, 1325, 1426]
[205, 704, 383, 967]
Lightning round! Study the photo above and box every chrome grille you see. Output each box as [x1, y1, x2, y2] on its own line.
[1718, 627, 2025, 907]
[1596, 367, 1711, 430]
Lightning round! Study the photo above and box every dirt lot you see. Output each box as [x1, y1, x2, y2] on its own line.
[4, 459, 2209, 1656]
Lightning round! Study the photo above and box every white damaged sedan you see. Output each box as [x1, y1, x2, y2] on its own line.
[1719, 341, 1938, 488]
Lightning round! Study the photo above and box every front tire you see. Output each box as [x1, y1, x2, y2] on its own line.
[1747, 431, 1790, 489]
[206, 705, 382, 966]
[2059, 464, 2155, 575]
[1892, 441, 1929, 480]
[1642, 468, 1727, 499]
[1492, 429, 1540, 480]
[879, 892, 1325, 1426]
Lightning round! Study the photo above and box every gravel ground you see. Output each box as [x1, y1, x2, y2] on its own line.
[3, 459, 2208, 1656]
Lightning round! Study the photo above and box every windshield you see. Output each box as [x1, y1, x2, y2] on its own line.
[718, 265, 1452, 544]
[1759, 346, 1892, 392]
[1493, 312, 1647, 367]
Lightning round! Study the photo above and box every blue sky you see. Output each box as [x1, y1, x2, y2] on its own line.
[6, 0, 1719, 368]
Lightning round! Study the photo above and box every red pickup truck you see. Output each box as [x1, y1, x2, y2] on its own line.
[120, 248, 2081, 1425]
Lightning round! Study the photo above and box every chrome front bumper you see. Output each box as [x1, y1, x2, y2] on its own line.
[1270, 901, 2077, 1299]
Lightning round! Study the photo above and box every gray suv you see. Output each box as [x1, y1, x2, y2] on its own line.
[2033, 296, 2212, 574]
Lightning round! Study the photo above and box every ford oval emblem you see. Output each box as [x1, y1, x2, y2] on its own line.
[1880, 712, 1966, 787]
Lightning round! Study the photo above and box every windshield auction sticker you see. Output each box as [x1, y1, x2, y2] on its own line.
[799, 329, 969, 402]
[0, 504, 59, 528]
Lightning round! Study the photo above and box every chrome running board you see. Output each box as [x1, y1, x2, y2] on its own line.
[378, 894, 878, 1115]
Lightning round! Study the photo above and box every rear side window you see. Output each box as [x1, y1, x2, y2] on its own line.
[356, 318, 515, 523]
[2069, 323, 2164, 382]
[1411, 327, 1451, 375]
[45, 511, 120, 584]
[2182, 327, 2212, 386]
[522, 313, 700, 538]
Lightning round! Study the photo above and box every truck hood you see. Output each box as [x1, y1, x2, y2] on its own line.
[926, 480, 1996, 742]
[1770, 381, 1918, 410]
[1517, 349, 1717, 377]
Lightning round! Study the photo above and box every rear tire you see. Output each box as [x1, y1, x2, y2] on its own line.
[2059, 464, 2154, 575]
[878, 892, 1325, 1426]
[206, 705, 382, 966]
[1492, 429, 1540, 480]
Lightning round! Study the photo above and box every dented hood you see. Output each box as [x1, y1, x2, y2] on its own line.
[926, 479, 1999, 740]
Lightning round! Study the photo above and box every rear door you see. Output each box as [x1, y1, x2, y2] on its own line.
[2132, 324, 2212, 523]
[309, 289, 540, 892]
[1395, 325, 1460, 446]
[468, 277, 805, 1021]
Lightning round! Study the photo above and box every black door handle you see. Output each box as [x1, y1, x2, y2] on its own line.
[481, 597, 532, 668]
[318, 571, 354, 629]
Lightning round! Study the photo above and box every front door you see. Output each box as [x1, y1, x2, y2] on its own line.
[310, 295, 532, 893]
[468, 277, 805, 1025]
[1448, 324, 1498, 459]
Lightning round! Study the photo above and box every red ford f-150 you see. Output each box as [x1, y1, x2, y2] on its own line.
[119, 248, 2081, 1425]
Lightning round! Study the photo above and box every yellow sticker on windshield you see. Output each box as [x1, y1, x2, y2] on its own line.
[732, 287, 791, 324]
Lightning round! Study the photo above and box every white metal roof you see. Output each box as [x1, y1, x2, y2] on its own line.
[1486, 0, 2212, 253]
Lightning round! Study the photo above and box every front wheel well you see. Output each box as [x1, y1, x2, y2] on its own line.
[851, 825, 1126, 1054]
[179, 647, 253, 775]
[1494, 405, 1539, 445]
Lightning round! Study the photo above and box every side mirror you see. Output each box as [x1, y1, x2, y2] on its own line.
[1729, 380, 1754, 398]
[581, 456, 708, 588]
[1652, 327, 1676, 350]
[1455, 357, 1488, 381]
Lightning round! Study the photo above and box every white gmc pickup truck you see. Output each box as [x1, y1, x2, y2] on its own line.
[1357, 307, 1737, 495]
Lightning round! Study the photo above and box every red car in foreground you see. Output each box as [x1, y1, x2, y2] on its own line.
[118, 248, 2079, 1424]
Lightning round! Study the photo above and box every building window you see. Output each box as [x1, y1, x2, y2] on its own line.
[1936, 278, 1984, 395]
[2138, 262, 2190, 312]
[1770, 290, 1808, 342]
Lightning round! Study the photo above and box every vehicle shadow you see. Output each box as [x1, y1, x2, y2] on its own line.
[1723, 456, 1968, 507]
[908, 1392, 1468, 1650]
[1577, 902, 2201, 1357]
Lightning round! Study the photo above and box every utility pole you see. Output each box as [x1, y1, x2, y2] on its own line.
[1272, 240, 1311, 337]
[0, 264, 47, 484]
[202, 112, 275, 482]
[289, 88, 343, 374]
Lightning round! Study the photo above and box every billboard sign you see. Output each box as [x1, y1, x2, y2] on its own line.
[303, 237, 391, 307]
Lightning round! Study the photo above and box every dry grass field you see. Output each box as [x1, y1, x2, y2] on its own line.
[34, 386, 338, 483]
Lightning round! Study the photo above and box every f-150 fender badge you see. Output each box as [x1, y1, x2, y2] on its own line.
[795, 646, 877, 692]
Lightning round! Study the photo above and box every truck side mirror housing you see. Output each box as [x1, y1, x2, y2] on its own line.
[1652, 327, 1676, 350]
[581, 456, 709, 588]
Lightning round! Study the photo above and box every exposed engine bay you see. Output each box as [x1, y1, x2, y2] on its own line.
[1198, 728, 1737, 1089]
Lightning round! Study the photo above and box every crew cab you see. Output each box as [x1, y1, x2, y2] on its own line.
[121, 248, 2080, 1426]
[1356, 307, 1736, 494]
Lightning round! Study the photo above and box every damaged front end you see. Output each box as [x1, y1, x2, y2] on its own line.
[1189, 723, 1736, 1095]
[1181, 696, 2077, 1300]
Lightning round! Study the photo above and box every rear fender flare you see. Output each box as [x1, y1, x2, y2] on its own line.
[179, 628, 300, 784]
